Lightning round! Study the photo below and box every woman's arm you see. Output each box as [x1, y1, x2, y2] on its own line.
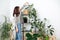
[20, 2, 29, 11]
[20, 2, 29, 24]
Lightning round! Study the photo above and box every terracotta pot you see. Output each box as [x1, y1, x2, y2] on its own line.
[23, 9, 29, 15]
[49, 36, 56, 40]
[37, 37, 43, 40]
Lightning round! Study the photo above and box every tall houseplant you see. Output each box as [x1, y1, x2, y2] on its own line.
[0, 16, 12, 40]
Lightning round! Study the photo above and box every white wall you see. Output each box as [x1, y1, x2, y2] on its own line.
[0, 0, 10, 23]
[0, 0, 60, 40]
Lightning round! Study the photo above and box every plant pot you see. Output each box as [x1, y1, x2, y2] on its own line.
[49, 35, 56, 40]
[37, 37, 43, 40]
[23, 9, 29, 15]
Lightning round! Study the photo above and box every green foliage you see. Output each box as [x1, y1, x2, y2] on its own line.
[47, 25, 54, 35]
[0, 16, 12, 40]
[25, 4, 54, 40]
[45, 36, 49, 40]
[26, 33, 39, 40]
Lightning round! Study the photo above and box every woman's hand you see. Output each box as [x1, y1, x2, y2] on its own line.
[24, 2, 29, 5]
[16, 26, 18, 32]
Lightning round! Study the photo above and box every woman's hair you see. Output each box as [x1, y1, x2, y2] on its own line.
[13, 6, 20, 17]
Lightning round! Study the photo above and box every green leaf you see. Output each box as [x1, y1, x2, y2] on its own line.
[50, 32, 53, 35]
[50, 29, 54, 32]
[26, 33, 32, 38]
[33, 34, 39, 37]
[45, 36, 49, 40]
[48, 25, 51, 28]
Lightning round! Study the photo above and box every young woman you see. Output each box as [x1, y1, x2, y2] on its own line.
[13, 2, 29, 40]
[13, 6, 23, 40]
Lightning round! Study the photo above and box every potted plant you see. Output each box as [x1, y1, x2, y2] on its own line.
[24, 4, 55, 40]
[0, 16, 12, 40]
